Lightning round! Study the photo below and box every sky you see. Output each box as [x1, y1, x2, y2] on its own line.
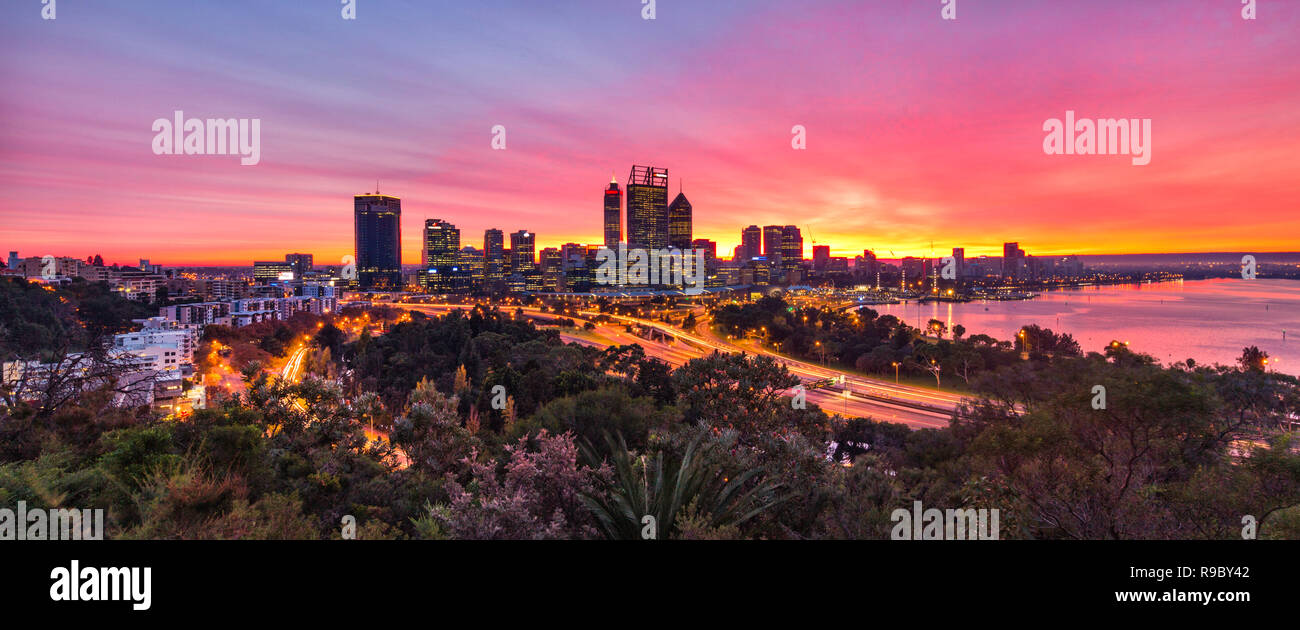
[1, 0, 1298, 267]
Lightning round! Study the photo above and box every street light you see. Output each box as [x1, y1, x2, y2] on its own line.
[891, 361, 900, 384]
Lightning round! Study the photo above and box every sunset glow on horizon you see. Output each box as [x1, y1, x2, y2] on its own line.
[2, 0, 1298, 267]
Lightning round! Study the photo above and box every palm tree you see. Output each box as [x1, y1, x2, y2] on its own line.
[580, 433, 789, 540]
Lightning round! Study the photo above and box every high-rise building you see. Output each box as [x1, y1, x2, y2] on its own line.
[668, 189, 692, 250]
[421, 219, 461, 292]
[951, 247, 965, 279]
[540, 247, 563, 292]
[692, 238, 720, 286]
[253, 260, 294, 283]
[484, 229, 505, 288]
[763, 226, 785, 267]
[626, 165, 669, 250]
[458, 246, 485, 290]
[781, 226, 803, 272]
[285, 253, 313, 279]
[691, 238, 717, 262]
[812, 245, 830, 273]
[1002, 242, 1024, 280]
[354, 193, 402, 289]
[603, 176, 622, 248]
[741, 226, 762, 262]
[510, 230, 536, 272]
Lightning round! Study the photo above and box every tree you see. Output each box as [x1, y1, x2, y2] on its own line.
[435, 431, 608, 539]
[672, 352, 800, 438]
[1239, 346, 1269, 372]
[580, 433, 789, 540]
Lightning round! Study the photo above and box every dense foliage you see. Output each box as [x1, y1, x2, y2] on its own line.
[3, 289, 1300, 540]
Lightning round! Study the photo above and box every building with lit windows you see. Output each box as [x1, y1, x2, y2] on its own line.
[603, 176, 622, 248]
[354, 193, 402, 289]
[668, 190, 692, 249]
[626, 165, 669, 250]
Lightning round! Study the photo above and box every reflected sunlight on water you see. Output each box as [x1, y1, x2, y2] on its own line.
[873, 278, 1300, 375]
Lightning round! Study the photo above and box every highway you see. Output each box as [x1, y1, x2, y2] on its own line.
[393, 303, 957, 429]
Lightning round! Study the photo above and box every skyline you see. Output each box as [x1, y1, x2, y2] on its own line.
[3, 1, 1299, 265]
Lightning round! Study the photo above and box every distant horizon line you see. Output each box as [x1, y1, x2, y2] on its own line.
[29, 249, 1296, 269]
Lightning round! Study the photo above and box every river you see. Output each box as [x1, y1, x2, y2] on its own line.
[870, 278, 1299, 376]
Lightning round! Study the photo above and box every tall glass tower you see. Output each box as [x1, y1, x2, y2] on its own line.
[354, 193, 402, 289]
[484, 229, 505, 288]
[603, 176, 622, 248]
[668, 189, 692, 250]
[422, 219, 461, 292]
[626, 165, 669, 250]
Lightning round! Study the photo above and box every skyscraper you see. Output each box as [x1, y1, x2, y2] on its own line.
[540, 247, 563, 292]
[781, 226, 803, 272]
[741, 226, 762, 262]
[354, 193, 402, 289]
[1002, 242, 1024, 280]
[626, 165, 669, 250]
[422, 219, 461, 292]
[668, 188, 692, 250]
[763, 225, 784, 267]
[285, 253, 313, 279]
[510, 230, 536, 272]
[603, 176, 622, 248]
[484, 229, 504, 288]
[812, 245, 830, 273]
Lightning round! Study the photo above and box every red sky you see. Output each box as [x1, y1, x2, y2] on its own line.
[2, 0, 1297, 266]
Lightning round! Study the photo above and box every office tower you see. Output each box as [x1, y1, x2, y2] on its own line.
[691, 238, 717, 262]
[692, 238, 719, 285]
[603, 176, 622, 248]
[860, 249, 879, 277]
[762, 225, 785, 268]
[484, 229, 504, 288]
[354, 193, 402, 289]
[668, 188, 692, 249]
[422, 219, 461, 292]
[7, 252, 17, 269]
[813, 245, 830, 273]
[781, 226, 802, 272]
[458, 247, 485, 289]
[626, 165, 669, 249]
[951, 247, 965, 278]
[1002, 242, 1024, 280]
[285, 253, 313, 279]
[540, 247, 563, 292]
[253, 260, 294, 283]
[510, 230, 536, 272]
[741, 226, 762, 262]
